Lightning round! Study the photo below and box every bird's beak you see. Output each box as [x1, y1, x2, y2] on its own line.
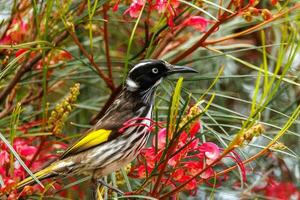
[166, 65, 198, 75]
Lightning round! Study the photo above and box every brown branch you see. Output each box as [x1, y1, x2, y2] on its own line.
[67, 29, 115, 91]
[0, 30, 69, 103]
[159, 147, 234, 199]
[170, 11, 236, 64]
[203, 3, 300, 46]
[0, 87, 43, 118]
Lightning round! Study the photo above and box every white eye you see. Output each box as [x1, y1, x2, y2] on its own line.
[152, 68, 159, 74]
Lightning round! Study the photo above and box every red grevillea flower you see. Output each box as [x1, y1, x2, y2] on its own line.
[0, 150, 9, 166]
[183, 16, 211, 32]
[155, 0, 180, 13]
[124, 0, 145, 18]
[0, 135, 67, 196]
[253, 177, 300, 200]
[113, 0, 121, 11]
[153, 128, 167, 149]
[15, 48, 29, 58]
[199, 142, 220, 165]
[124, 0, 181, 28]
[0, 18, 29, 44]
[15, 49, 72, 70]
[130, 118, 227, 194]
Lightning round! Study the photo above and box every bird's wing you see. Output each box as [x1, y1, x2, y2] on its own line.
[60, 90, 143, 159]
[60, 129, 113, 159]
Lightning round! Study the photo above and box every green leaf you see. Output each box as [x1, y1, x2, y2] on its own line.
[168, 77, 183, 139]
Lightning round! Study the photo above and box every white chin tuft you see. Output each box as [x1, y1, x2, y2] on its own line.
[126, 78, 139, 91]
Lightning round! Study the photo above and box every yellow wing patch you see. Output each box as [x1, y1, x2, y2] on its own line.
[61, 129, 111, 158]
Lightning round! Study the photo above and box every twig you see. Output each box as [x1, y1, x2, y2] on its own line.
[170, 9, 236, 64]
[0, 89, 43, 118]
[159, 147, 234, 199]
[203, 3, 300, 46]
[67, 29, 115, 91]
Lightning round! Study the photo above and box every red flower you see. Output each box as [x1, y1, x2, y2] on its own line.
[113, 0, 121, 11]
[172, 169, 184, 181]
[0, 18, 29, 44]
[13, 138, 37, 160]
[124, 0, 145, 18]
[0, 128, 67, 196]
[184, 178, 197, 190]
[131, 119, 223, 194]
[254, 177, 300, 200]
[137, 165, 147, 178]
[190, 121, 201, 136]
[15, 48, 29, 58]
[199, 142, 220, 164]
[155, 0, 180, 13]
[124, 0, 181, 28]
[59, 51, 73, 60]
[0, 150, 9, 165]
[183, 16, 211, 32]
[270, 0, 278, 5]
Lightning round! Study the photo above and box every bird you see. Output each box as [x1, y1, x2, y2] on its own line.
[15, 59, 197, 195]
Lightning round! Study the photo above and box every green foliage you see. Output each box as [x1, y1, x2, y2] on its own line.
[0, 0, 300, 199]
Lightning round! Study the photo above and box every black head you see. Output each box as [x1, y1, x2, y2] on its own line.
[126, 59, 197, 92]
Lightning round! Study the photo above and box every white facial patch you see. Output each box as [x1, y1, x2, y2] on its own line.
[126, 78, 139, 91]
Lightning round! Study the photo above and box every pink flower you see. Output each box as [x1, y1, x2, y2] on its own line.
[183, 16, 211, 32]
[0, 150, 9, 165]
[13, 138, 37, 160]
[153, 128, 166, 149]
[124, 0, 145, 18]
[13, 162, 26, 180]
[155, 0, 180, 13]
[199, 142, 220, 164]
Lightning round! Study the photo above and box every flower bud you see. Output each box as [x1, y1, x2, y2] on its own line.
[261, 9, 273, 20]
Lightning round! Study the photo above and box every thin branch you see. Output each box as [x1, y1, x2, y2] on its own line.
[204, 3, 300, 46]
[170, 10, 236, 64]
[67, 29, 115, 91]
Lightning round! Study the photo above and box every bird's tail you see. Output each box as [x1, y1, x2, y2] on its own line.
[16, 164, 56, 191]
